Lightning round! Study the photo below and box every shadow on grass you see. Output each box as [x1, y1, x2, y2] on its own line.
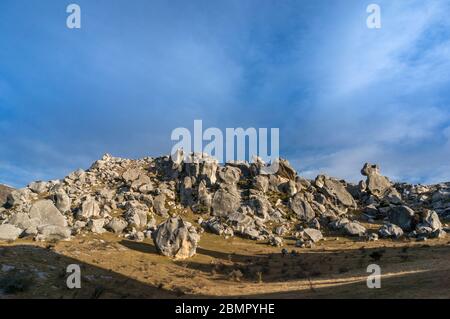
[0, 245, 177, 299]
[118, 235, 450, 297]
[2, 239, 447, 298]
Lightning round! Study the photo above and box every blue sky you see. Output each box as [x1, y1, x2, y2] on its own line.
[1, 0, 450, 187]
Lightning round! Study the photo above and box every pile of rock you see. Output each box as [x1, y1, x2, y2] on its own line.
[0, 152, 448, 259]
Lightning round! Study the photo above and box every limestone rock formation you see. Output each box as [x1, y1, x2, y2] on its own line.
[152, 217, 200, 259]
[0, 152, 448, 257]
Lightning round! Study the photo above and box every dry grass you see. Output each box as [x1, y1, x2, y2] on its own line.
[0, 229, 449, 299]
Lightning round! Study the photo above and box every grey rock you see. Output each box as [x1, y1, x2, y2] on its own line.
[202, 217, 233, 236]
[249, 195, 272, 219]
[0, 184, 13, 207]
[8, 212, 38, 231]
[55, 190, 71, 213]
[153, 194, 169, 217]
[430, 229, 447, 239]
[122, 168, 141, 182]
[315, 175, 356, 208]
[35, 225, 71, 241]
[341, 221, 367, 237]
[88, 219, 107, 234]
[180, 176, 195, 206]
[368, 233, 379, 241]
[200, 157, 218, 185]
[421, 210, 442, 231]
[212, 187, 241, 217]
[193, 180, 212, 213]
[269, 235, 283, 247]
[275, 158, 297, 180]
[152, 217, 200, 259]
[253, 175, 269, 193]
[28, 181, 48, 194]
[303, 228, 323, 243]
[29, 200, 68, 228]
[6, 189, 33, 207]
[379, 223, 404, 239]
[125, 207, 148, 230]
[0, 224, 23, 241]
[218, 166, 241, 185]
[107, 217, 128, 234]
[274, 225, 288, 236]
[78, 197, 101, 220]
[131, 174, 152, 191]
[388, 205, 415, 231]
[289, 193, 315, 222]
[361, 163, 393, 197]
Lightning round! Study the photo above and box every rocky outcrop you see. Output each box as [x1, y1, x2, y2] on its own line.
[0, 152, 448, 258]
[361, 163, 393, 197]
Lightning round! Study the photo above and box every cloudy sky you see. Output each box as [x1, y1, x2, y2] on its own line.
[1, 0, 450, 187]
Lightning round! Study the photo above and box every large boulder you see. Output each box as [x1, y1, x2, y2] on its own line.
[201, 217, 234, 236]
[6, 189, 33, 207]
[8, 212, 38, 231]
[28, 181, 48, 194]
[420, 210, 442, 231]
[315, 175, 356, 208]
[302, 228, 324, 243]
[275, 159, 297, 180]
[122, 168, 141, 182]
[253, 175, 269, 193]
[131, 174, 152, 192]
[180, 176, 195, 206]
[0, 224, 23, 241]
[341, 221, 367, 237]
[29, 200, 68, 228]
[200, 157, 218, 185]
[153, 194, 169, 217]
[55, 190, 71, 213]
[152, 217, 200, 259]
[361, 163, 393, 197]
[125, 207, 148, 230]
[388, 205, 415, 231]
[106, 217, 128, 234]
[78, 197, 101, 220]
[217, 166, 241, 185]
[0, 184, 13, 207]
[249, 194, 273, 219]
[289, 193, 315, 222]
[193, 180, 212, 213]
[330, 218, 367, 237]
[35, 225, 71, 241]
[212, 187, 241, 217]
[379, 223, 404, 239]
